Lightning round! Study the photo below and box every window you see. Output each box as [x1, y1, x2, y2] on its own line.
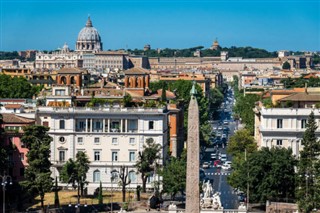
[277, 119, 282, 129]
[93, 170, 100, 183]
[149, 121, 154, 130]
[94, 151, 100, 161]
[59, 120, 65, 129]
[276, 140, 282, 146]
[301, 119, 307, 129]
[43, 121, 49, 127]
[129, 171, 136, 182]
[20, 153, 24, 161]
[112, 138, 118, 145]
[111, 170, 119, 182]
[112, 152, 118, 161]
[129, 151, 135, 162]
[128, 119, 138, 132]
[94, 137, 100, 144]
[78, 137, 83, 144]
[129, 138, 135, 145]
[59, 137, 65, 143]
[76, 120, 86, 132]
[59, 151, 65, 162]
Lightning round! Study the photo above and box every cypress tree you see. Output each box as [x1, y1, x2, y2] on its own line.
[98, 181, 103, 204]
[54, 177, 60, 208]
[296, 112, 320, 212]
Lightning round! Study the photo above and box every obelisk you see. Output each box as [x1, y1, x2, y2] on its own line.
[186, 82, 200, 213]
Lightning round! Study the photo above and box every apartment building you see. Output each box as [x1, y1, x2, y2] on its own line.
[36, 106, 170, 194]
[254, 92, 320, 157]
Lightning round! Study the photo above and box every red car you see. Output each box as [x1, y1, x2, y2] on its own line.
[214, 159, 221, 167]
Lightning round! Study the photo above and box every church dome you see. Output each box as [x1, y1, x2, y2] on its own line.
[76, 17, 103, 52]
[77, 17, 101, 42]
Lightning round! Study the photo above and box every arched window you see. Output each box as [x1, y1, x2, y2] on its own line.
[93, 170, 100, 183]
[111, 170, 119, 183]
[129, 171, 136, 183]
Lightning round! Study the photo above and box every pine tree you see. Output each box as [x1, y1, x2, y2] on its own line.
[296, 112, 320, 212]
[20, 125, 53, 211]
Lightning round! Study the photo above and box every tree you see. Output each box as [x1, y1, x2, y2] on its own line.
[98, 181, 103, 204]
[54, 177, 60, 208]
[119, 165, 131, 202]
[20, 125, 53, 211]
[60, 151, 90, 204]
[159, 156, 186, 200]
[233, 94, 260, 135]
[296, 112, 320, 212]
[227, 129, 257, 157]
[161, 85, 167, 102]
[228, 147, 296, 203]
[0, 74, 41, 98]
[135, 138, 162, 192]
[282, 61, 291, 70]
[0, 114, 8, 174]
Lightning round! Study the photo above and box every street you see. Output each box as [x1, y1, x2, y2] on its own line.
[201, 87, 240, 209]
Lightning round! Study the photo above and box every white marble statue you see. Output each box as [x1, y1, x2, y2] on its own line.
[200, 181, 223, 210]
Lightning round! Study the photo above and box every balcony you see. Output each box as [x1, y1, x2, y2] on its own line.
[37, 106, 167, 115]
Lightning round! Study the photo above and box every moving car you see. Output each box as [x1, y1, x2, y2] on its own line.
[221, 161, 232, 170]
[221, 164, 231, 170]
[211, 153, 217, 160]
[220, 153, 227, 162]
[223, 121, 229, 125]
[202, 162, 210, 168]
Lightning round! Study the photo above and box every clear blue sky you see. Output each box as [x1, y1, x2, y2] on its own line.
[1, 0, 319, 52]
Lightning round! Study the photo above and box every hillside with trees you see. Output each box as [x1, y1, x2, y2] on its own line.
[129, 46, 278, 58]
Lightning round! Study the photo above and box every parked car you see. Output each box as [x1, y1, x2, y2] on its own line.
[223, 121, 229, 125]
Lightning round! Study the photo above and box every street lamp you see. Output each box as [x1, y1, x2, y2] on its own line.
[1, 173, 13, 213]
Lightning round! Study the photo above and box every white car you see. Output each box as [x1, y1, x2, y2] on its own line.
[202, 162, 210, 169]
[221, 164, 231, 170]
[220, 153, 227, 162]
[222, 161, 232, 170]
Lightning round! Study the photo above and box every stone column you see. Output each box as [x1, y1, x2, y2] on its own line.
[186, 84, 200, 213]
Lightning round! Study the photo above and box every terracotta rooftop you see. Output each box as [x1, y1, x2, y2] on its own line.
[57, 67, 84, 74]
[278, 92, 320, 102]
[4, 104, 23, 109]
[124, 67, 150, 75]
[150, 89, 176, 99]
[1, 113, 35, 124]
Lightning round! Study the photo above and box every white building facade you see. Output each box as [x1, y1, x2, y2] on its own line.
[254, 106, 320, 157]
[36, 106, 169, 194]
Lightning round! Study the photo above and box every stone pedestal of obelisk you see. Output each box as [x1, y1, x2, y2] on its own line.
[185, 83, 200, 213]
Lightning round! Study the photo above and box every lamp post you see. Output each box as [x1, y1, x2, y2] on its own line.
[1, 173, 13, 213]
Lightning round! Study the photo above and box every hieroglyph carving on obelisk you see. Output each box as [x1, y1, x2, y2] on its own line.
[185, 82, 200, 213]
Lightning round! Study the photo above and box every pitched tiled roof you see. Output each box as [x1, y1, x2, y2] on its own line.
[124, 67, 150, 75]
[150, 89, 176, 99]
[4, 104, 22, 109]
[1, 114, 35, 124]
[278, 93, 320, 102]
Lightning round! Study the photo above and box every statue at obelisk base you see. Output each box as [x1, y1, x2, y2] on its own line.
[185, 82, 200, 213]
[200, 180, 223, 210]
